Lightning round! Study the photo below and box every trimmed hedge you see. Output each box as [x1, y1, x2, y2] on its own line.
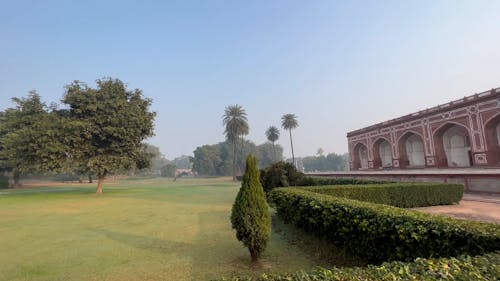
[270, 188, 500, 262]
[300, 182, 463, 208]
[214, 252, 500, 281]
[259, 161, 391, 195]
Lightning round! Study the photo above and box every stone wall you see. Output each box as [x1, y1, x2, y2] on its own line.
[347, 88, 500, 170]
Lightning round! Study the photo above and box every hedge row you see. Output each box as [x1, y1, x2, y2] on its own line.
[214, 252, 500, 281]
[300, 182, 463, 208]
[259, 162, 391, 195]
[270, 188, 500, 262]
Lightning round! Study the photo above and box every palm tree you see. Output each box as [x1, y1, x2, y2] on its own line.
[265, 126, 280, 162]
[281, 114, 298, 167]
[223, 105, 249, 181]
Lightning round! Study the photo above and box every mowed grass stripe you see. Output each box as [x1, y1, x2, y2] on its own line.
[0, 178, 355, 281]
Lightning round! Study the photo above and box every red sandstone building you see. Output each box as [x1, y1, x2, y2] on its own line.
[347, 88, 500, 170]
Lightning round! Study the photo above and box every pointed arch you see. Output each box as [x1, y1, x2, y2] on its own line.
[372, 137, 393, 169]
[352, 142, 369, 170]
[483, 112, 500, 166]
[433, 122, 472, 167]
[398, 131, 425, 168]
[396, 130, 424, 144]
[432, 120, 471, 136]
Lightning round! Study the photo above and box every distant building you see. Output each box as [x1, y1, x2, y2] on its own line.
[175, 169, 194, 177]
[347, 88, 500, 170]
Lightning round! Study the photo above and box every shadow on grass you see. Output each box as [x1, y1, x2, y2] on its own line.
[189, 210, 367, 281]
[90, 229, 192, 254]
[0, 187, 97, 197]
[271, 215, 367, 268]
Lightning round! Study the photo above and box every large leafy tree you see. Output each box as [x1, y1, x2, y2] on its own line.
[0, 92, 71, 186]
[62, 78, 156, 194]
[222, 105, 249, 181]
[231, 155, 271, 262]
[281, 113, 299, 167]
[265, 126, 280, 162]
[192, 144, 221, 176]
[0, 110, 13, 183]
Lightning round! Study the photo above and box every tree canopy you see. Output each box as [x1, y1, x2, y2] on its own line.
[62, 78, 156, 193]
[222, 105, 249, 181]
[265, 126, 280, 162]
[0, 78, 156, 192]
[191, 140, 283, 177]
[0, 92, 74, 186]
[281, 113, 299, 166]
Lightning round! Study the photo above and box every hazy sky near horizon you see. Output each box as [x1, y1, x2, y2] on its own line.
[1, 1, 500, 159]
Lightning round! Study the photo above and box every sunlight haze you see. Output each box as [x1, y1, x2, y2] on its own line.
[1, 0, 500, 159]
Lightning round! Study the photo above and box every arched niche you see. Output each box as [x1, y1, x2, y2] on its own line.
[497, 123, 500, 146]
[484, 113, 500, 166]
[434, 123, 472, 167]
[398, 132, 425, 168]
[373, 138, 392, 168]
[352, 143, 369, 170]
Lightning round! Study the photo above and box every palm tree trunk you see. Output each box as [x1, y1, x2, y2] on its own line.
[272, 141, 276, 162]
[289, 129, 295, 167]
[232, 140, 237, 181]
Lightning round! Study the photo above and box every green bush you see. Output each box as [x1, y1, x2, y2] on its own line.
[259, 161, 305, 194]
[301, 182, 463, 208]
[259, 162, 390, 194]
[213, 252, 500, 281]
[270, 188, 500, 262]
[231, 155, 272, 262]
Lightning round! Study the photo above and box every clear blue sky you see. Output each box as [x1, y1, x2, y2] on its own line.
[1, 0, 500, 159]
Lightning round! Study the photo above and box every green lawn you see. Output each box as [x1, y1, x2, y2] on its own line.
[0, 177, 361, 281]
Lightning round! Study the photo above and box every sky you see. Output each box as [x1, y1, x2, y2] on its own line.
[1, 0, 500, 159]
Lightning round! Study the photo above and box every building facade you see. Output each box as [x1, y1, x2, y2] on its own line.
[347, 88, 500, 170]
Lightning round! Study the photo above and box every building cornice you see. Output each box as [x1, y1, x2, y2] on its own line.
[347, 87, 500, 137]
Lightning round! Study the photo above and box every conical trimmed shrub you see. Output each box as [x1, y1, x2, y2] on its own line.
[231, 155, 271, 262]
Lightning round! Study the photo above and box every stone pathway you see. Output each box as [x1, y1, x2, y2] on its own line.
[462, 193, 500, 204]
[414, 193, 500, 224]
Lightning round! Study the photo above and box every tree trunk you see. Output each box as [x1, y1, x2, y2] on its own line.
[96, 175, 104, 195]
[88, 174, 93, 183]
[289, 129, 295, 167]
[232, 141, 237, 181]
[272, 142, 276, 162]
[250, 250, 259, 263]
[13, 170, 20, 187]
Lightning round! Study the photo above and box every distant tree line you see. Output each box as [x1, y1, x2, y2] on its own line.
[300, 151, 349, 172]
[136, 145, 192, 177]
[192, 140, 284, 177]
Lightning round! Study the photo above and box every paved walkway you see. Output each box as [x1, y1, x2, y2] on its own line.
[414, 193, 500, 224]
[462, 193, 500, 204]
[309, 168, 500, 176]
